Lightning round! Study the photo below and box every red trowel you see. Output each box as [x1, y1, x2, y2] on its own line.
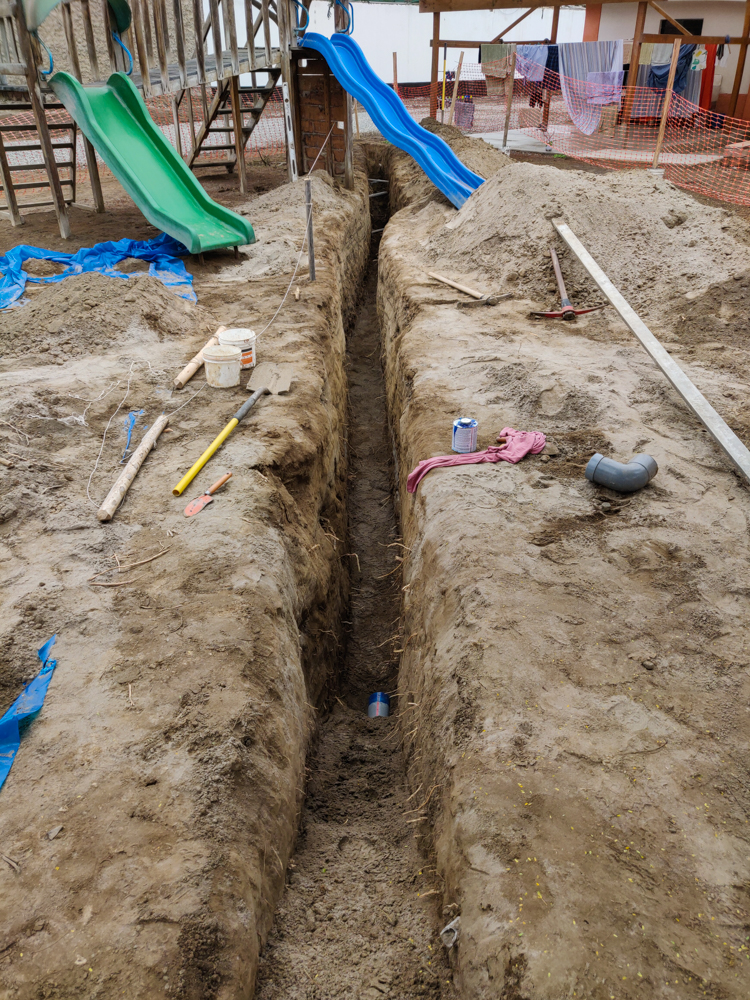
[533, 247, 607, 321]
[184, 472, 232, 517]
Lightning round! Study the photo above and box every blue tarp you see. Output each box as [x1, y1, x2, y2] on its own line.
[0, 635, 58, 792]
[0, 232, 196, 310]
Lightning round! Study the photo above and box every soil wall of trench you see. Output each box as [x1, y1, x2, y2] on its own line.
[0, 163, 370, 999]
[373, 131, 750, 999]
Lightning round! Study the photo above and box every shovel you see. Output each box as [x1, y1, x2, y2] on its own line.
[247, 362, 294, 394]
[533, 248, 606, 321]
[184, 472, 233, 517]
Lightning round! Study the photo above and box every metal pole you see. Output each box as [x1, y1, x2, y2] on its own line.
[305, 177, 316, 282]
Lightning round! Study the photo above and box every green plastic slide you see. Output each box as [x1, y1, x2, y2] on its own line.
[50, 72, 255, 254]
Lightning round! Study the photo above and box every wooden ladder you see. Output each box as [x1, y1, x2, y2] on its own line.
[188, 69, 281, 175]
[0, 99, 77, 226]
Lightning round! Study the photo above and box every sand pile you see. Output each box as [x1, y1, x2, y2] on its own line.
[424, 161, 750, 322]
[419, 117, 511, 180]
[0, 271, 214, 365]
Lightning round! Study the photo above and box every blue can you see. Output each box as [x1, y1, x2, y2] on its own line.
[368, 692, 390, 718]
[452, 418, 478, 454]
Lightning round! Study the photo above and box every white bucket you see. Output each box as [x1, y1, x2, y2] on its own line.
[219, 327, 257, 369]
[203, 344, 241, 388]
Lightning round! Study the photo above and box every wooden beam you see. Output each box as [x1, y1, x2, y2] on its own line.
[429, 11, 440, 118]
[490, 5, 539, 43]
[652, 37, 680, 169]
[0, 129, 22, 227]
[550, 4, 559, 42]
[642, 34, 750, 44]
[80, 0, 99, 79]
[647, 0, 690, 36]
[229, 74, 247, 194]
[431, 37, 546, 47]
[421, 0, 625, 10]
[61, 1, 104, 212]
[729, 0, 750, 117]
[172, 0, 188, 87]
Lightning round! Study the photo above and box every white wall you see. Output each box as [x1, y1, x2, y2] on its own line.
[304, 1, 586, 81]
[598, 0, 748, 94]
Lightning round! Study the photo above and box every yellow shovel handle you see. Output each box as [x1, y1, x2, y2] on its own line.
[172, 418, 238, 496]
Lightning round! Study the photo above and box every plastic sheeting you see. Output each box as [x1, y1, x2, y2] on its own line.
[0, 232, 196, 311]
[0, 635, 57, 792]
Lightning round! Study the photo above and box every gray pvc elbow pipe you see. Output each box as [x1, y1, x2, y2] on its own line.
[585, 452, 658, 493]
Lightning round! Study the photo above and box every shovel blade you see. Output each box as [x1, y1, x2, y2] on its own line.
[184, 494, 213, 517]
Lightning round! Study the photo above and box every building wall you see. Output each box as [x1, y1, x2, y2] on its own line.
[598, 1, 748, 95]
[305, 1, 586, 82]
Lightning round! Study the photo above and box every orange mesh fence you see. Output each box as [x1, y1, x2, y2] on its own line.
[392, 59, 750, 208]
[0, 85, 287, 208]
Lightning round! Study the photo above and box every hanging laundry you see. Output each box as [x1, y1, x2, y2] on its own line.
[691, 47, 707, 72]
[517, 45, 549, 82]
[638, 42, 655, 66]
[651, 42, 675, 64]
[586, 70, 624, 105]
[558, 40, 624, 135]
[648, 44, 696, 94]
[482, 43, 515, 97]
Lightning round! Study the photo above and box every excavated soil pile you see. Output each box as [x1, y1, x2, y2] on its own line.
[422, 162, 750, 327]
[376, 137, 750, 1000]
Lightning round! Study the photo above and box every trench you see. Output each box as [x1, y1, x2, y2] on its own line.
[253, 174, 456, 999]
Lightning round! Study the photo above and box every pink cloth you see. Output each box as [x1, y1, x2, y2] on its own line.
[406, 427, 546, 494]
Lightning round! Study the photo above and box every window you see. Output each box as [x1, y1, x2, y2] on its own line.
[659, 18, 703, 36]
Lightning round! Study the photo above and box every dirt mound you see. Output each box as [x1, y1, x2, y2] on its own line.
[0, 271, 215, 366]
[423, 161, 750, 324]
[419, 117, 510, 180]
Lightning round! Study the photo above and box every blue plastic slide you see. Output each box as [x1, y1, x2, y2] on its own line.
[300, 33, 484, 209]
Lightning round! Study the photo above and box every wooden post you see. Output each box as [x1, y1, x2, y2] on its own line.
[440, 43, 447, 122]
[261, 0, 272, 64]
[131, 0, 152, 94]
[344, 92, 353, 189]
[61, 2, 104, 212]
[152, 0, 170, 91]
[651, 37, 680, 169]
[354, 98, 360, 137]
[208, 0, 224, 79]
[392, 51, 398, 96]
[15, 3, 70, 238]
[621, 0, 647, 130]
[501, 48, 516, 149]
[429, 11, 440, 119]
[192, 0, 206, 84]
[186, 86, 196, 153]
[447, 49, 463, 127]
[101, 0, 119, 73]
[171, 93, 183, 156]
[229, 74, 248, 193]
[172, 0, 188, 88]
[729, 0, 750, 117]
[223, 0, 240, 77]
[550, 4, 560, 41]
[142, 0, 154, 62]
[0, 130, 22, 227]
[80, 0, 100, 80]
[277, 0, 297, 183]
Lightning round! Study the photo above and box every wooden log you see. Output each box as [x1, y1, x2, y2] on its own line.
[172, 0, 188, 87]
[0, 129, 22, 227]
[15, 3, 69, 238]
[80, 0, 100, 80]
[97, 414, 170, 522]
[173, 328, 225, 388]
[729, 0, 750, 117]
[447, 49, 463, 127]
[651, 37, 680, 170]
[229, 74, 247, 193]
[429, 11, 440, 118]
[61, 1, 104, 212]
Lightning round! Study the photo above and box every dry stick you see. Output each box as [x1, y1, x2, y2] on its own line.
[173, 326, 226, 387]
[651, 38, 681, 170]
[447, 50, 464, 127]
[97, 414, 170, 522]
[118, 548, 170, 572]
[90, 577, 142, 587]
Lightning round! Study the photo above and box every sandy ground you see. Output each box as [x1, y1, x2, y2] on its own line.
[0, 161, 369, 998]
[374, 128, 750, 999]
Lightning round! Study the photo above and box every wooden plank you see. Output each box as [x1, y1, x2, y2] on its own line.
[261, 0, 271, 64]
[185, 84, 196, 153]
[15, 3, 69, 237]
[490, 5, 539, 43]
[501, 48, 515, 147]
[223, 0, 240, 76]
[429, 11, 439, 119]
[421, 0, 625, 9]
[191, 0, 206, 85]
[0, 59, 23, 73]
[447, 49, 463, 126]
[622, 0, 647, 128]
[0, 2, 17, 17]
[550, 4, 559, 41]
[141, 0, 154, 60]
[172, 0, 188, 87]
[647, 0, 690, 36]
[651, 37, 680, 169]
[130, 0, 152, 95]
[344, 92, 353, 189]
[555, 221, 750, 487]
[244, 0, 256, 70]
[392, 50, 397, 96]
[641, 33, 750, 45]
[0, 128, 22, 226]
[80, 0, 100, 80]
[152, 0, 170, 90]
[101, 0, 119, 72]
[61, 1, 104, 212]
[208, 0, 224, 79]
[729, 1, 750, 117]
[229, 73, 247, 193]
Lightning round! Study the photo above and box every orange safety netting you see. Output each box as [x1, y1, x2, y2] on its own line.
[392, 59, 750, 208]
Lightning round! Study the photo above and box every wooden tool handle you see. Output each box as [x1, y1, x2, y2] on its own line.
[426, 271, 484, 300]
[98, 414, 170, 522]
[207, 472, 232, 495]
[173, 326, 227, 389]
